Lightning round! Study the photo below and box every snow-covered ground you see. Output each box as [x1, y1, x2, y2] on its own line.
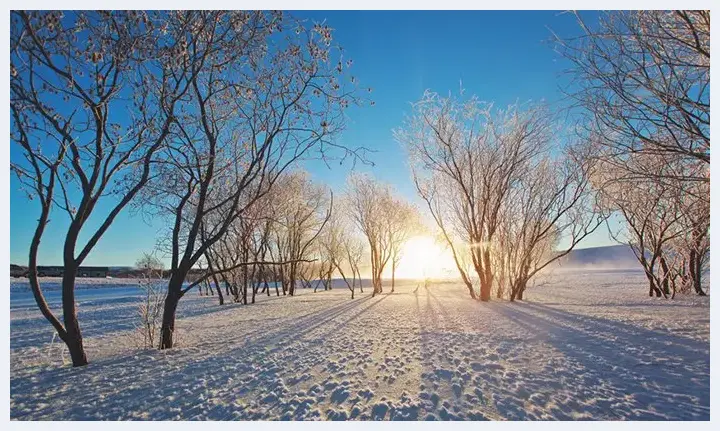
[10, 270, 709, 420]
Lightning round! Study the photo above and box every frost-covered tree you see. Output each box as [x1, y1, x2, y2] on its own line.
[134, 253, 165, 349]
[269, 172, 333, 296]
[10, 11, 186, 366]
[500, 149, 602, 301]
[319, 213, 349, 295]
[343, 234, 366, 297]
[318, 198, 368, 299]
[199, 194, 269, 305]
[672, 182, 710, 295]
[346, 173, 414, 296]
[595, 152, 707, 298]
[400, 91, 601, 301]
[386, 199, 422, 293]
[555, 11, 710, 190]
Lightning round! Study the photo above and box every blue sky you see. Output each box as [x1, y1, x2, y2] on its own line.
[10, 10, 616, 266]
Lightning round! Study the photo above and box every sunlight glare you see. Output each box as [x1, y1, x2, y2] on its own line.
[390, 236, 456, 280]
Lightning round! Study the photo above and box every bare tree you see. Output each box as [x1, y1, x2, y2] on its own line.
[346, 173, 400, 296]
[134, 253, 165, 349]
[319, 214, 348, 296]
[554, 11, 710, 191]
[319, 203, 366, 299]
[386, 199, 422, 293]
[344, 234, 366, 297]
[672, 181, 710, 295]
[413, 174, 477, 299]
[400, 91, 603, 301]
[10, 11, 188, 366]
[202, 194, 271, 305]
[501, 149, 604, 301]
[595, 155, 678, 297]
[595, 152, 706, 298]
[271, 172, 333, 296]
[399, 91, 554, 301]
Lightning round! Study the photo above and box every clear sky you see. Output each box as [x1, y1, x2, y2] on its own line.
[10, 10, 616, 267]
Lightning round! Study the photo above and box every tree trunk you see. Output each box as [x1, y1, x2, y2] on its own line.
[376, 267, 383, 294]
[61, 220, 90, 367]
[210, 273, 224, 306]
[160, 277, 183, 350]
[391, 260, 396, 293]
[479, 249, 492, 301]
[659, 256, 671, 296]
[263, 271, 271, 297]
[509, 278, 527, 302]
[216, 282, 224, 305]
[61, 266, 88, 367]
[479, 282, 491, 301]
[26, 200, 75, 363]
[689, 250, 706, 295]
[645, 273, 663, 297]
[242, 263, 249, 304]
[288, 265, 295, 296]
[465, 280, 476, 300]
[221, 274, 238, 303]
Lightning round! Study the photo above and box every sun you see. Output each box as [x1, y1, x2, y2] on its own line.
[390, 235, 455, 280]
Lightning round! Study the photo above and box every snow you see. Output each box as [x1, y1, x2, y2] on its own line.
[10, 270, 709, 420]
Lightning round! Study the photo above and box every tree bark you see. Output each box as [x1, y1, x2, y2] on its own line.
[689, 250, 706, 295]
[479, 248, 492, 302]
[26, 191, 73, 358]
[61, 265, 88, 366]
[160, 276, 183, 349]
[263, 271, 271, 297]
[659, 256, 671, 296]
[391, 260, 396, 293]
[645, 272, 663, 297]
[209, 271, 224, 306]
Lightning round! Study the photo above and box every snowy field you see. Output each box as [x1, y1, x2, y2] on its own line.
[10, 270, 709, 420]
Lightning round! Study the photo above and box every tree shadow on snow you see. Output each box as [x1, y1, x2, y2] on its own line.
[491, 302, 709, 420]
[412, 288, 708, 421]
[10, 294, 381, 420]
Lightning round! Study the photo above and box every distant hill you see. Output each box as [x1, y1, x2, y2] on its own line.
[555, 244, 640, 270]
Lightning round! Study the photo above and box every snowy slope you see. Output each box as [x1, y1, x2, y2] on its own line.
[9, 271, 709, 420]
